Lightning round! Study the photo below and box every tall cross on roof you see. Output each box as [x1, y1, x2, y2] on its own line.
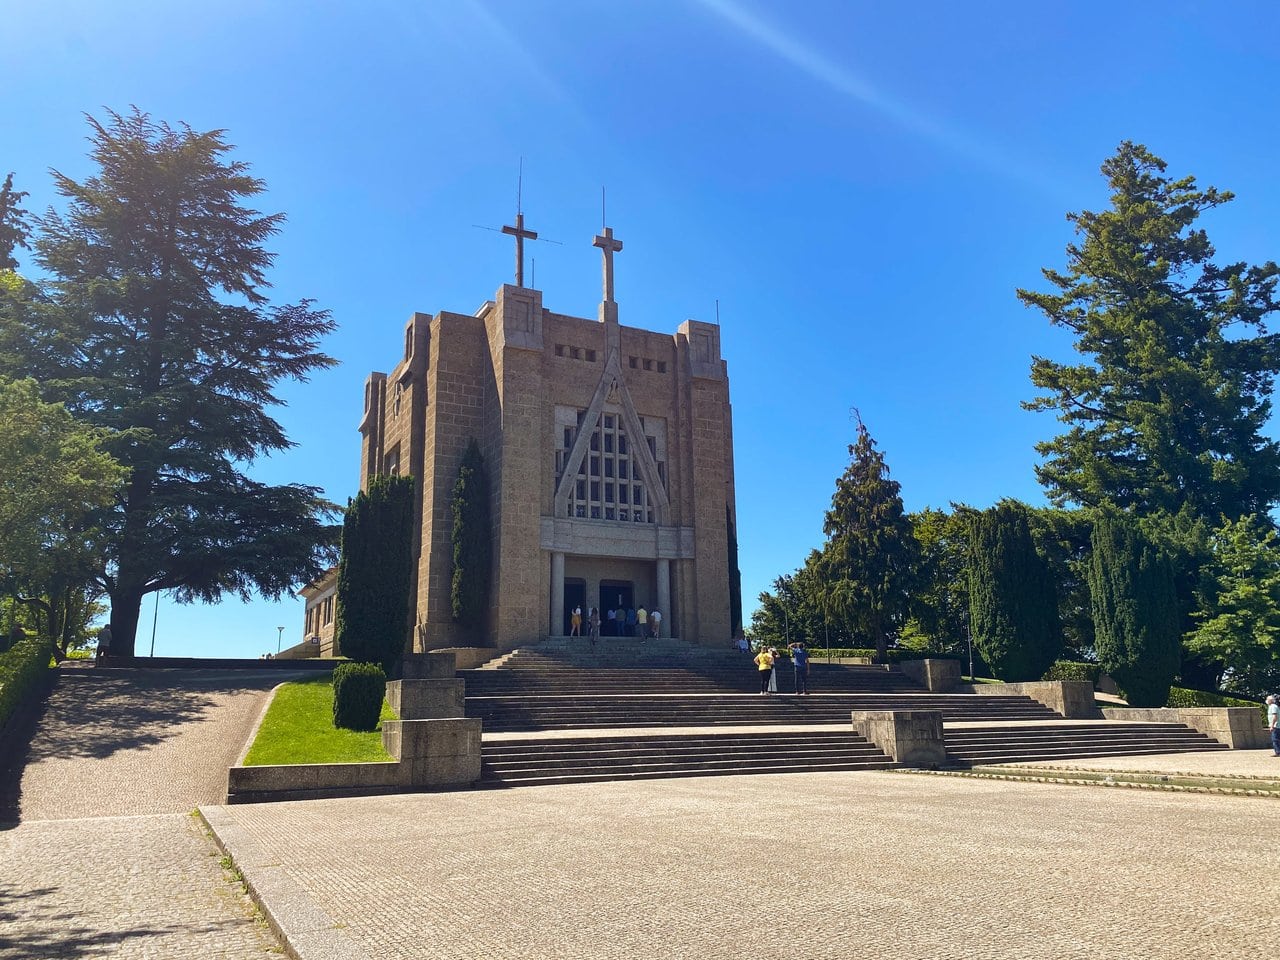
[502, 210, 538, 288]
[593, 225, 623, 303]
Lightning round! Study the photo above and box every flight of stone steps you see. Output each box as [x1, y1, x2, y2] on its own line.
[944, 723, 1228, 766]
[463, 638, 1229, 787]
[479, 730, 897, 788]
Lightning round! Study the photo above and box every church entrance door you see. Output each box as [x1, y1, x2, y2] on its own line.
[563, 580, 586, 636]
[600, 580, 633, 636]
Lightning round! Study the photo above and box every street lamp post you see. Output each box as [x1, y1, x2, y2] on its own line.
[276, 625, 285, 655]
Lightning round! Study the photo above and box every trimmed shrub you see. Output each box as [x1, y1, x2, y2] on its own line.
[332, 662, 386, 732]
[1167, 685, 1266, 721]
[1043, 661, 1102, 685]
[0, 634, 55, 728]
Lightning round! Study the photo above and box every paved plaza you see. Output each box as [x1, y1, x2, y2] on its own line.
[206, 769, 1279, 960]
[0, 668, 290, 958]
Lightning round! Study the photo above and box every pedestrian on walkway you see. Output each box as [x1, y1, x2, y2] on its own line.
[588, 607, 600, 648]
[625, 607, 637, 637]
[649, 608, 662, 639]
[754, 644, 775, 694]
[570, 605, 582, 637]
[606, 608, 616, 637]
[1268, 694, 1279, 756]
[768, 646, 781, 693]
[790, 641, 810, 695]
[636, 606, 648, 639]
[95, 624, 112, 662]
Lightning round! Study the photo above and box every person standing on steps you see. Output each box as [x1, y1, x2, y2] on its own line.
[1268, 694, 1279, 756]
[570, 605, 582, 637]
[636, 606, 648, 640]
[754, 644, 775, 694]
[649, 608, 662, 639]
[790, 641, 810, 695]
[588, 607, 600, 648]
[768, 646, 781, 694]
[625, 606, 637, 637]
[606, 607, 616, 637]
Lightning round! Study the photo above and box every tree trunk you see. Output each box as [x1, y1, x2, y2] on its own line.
[109, 587, 145, 658]
[872, 616, 887, 662]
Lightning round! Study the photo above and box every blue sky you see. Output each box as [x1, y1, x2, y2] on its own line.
[4, 1, 1279, 657]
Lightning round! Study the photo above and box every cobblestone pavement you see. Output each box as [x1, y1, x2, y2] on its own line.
[208, 770, 1280, 960]
[0, 668, 290, 958]
[1, 668, 285, 822]
[0, 813, 280, 959]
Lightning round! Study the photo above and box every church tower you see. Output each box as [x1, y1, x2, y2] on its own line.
[348, 208, 740, 653]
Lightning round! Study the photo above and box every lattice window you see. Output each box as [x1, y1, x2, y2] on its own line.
[555, 406, 665, 523]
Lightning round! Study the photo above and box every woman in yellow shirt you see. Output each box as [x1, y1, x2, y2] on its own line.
[754, 646, 775, 695]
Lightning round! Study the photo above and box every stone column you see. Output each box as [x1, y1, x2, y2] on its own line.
[656, 558, 671, 638]
[550, 551, 565, 637]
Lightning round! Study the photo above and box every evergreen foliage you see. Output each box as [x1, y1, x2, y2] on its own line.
[0, 110, 339, 656]
[1088, 514, 1181, 707]
[727, 504, 743, 637]
[1185, 515, 1280, 698]
[0, 632, 55, 728]
[1021, 142, 1280, 521]
[0, 173, 29, 271]
[902, 506, 972, 654]
[968, 501, 1063, 681]
[750, 552, 828, 648]
[815, 417, 918, 659]
[331, 661, 386, 732]
[334, 475, 415, 673]
[450, 438, 492, 633]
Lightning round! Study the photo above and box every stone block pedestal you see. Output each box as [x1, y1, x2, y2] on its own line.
[382, 718, 482, 787]
[851, 710, 945, 767]
[385, 679, 465, 720]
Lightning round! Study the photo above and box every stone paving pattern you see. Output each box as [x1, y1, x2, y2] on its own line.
[211, 769, 1280, 959]
[0, 668, 289, 958]
[994, 748, 1280, 780]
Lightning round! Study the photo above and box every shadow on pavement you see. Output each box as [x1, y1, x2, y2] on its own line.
[0, 880, 244, 959]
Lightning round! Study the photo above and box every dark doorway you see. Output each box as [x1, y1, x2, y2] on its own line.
[600, 581, 633, 636]
[563, 580, 586, 636]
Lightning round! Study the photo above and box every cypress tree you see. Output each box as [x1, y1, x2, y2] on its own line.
[333, 475, 415, 673]
[727, 504, 743, 637]
[1088, 514, 1181, 706]
[451, 439, 491, 636]
[968, 501, 1063, 681]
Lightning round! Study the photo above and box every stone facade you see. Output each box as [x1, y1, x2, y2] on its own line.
[323, 230, 739, 655]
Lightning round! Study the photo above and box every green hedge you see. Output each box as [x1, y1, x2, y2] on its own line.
[1167, 685, 1266, 719]
[0, 634, 55, 728]
[332, 662, 386, 732]
[1043, 661, 1102, 685]
[773, 647, 963, 664]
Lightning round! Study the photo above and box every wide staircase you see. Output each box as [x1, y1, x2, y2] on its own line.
[464, 638, 1228, 787]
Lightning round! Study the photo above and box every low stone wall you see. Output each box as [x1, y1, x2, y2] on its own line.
[1101, 706, 1267, 749]
[434, 647, 500, 670]
[967, 680, 1099, 719]
[385, 679, 465, 720]
[227, 717, 482, 803]
[851, 710, 945, 767]
[899, 659, 962, 693]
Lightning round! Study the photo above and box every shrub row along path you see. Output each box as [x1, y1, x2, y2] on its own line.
[0, 665, 289, 958]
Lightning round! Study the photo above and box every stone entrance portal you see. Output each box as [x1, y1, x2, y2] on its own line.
[562, 580, 586, 635]
[600, 580, 633, 635]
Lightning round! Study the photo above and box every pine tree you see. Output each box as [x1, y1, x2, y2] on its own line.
[968, 501, 1062, 681]
[1088, 514, 1181, 706]
[1021, 142, 1280, 521]
[0, 110, 338, 655]
[334, 475, 415, 673]
[816, 416, 918, 660]
[451, 439, 492, 635]
[0, 173, 29, 271]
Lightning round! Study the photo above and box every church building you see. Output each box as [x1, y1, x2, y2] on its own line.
[308, 212, 740, 654]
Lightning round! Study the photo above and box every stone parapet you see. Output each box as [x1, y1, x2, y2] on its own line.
[851, 710, 944, 767]
[385, 679, 465, 720]
[384, 717, 482, 786]
[432, 646, 499, 670]
[1101, 706, 1267, 749]
[898, 659, 961, 693]
[967, 680, 1099, 719]
[400, 651, 457, 679]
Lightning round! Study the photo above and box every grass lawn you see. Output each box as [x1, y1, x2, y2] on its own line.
[242, 673, 398, 766]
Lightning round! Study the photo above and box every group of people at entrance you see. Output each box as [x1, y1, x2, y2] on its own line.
[570, 605, 662, 641]
[754, 641, 810, 695]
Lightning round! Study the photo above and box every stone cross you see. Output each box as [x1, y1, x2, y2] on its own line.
[593, 226, 623, 303]
[503, 212, 538, 288]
